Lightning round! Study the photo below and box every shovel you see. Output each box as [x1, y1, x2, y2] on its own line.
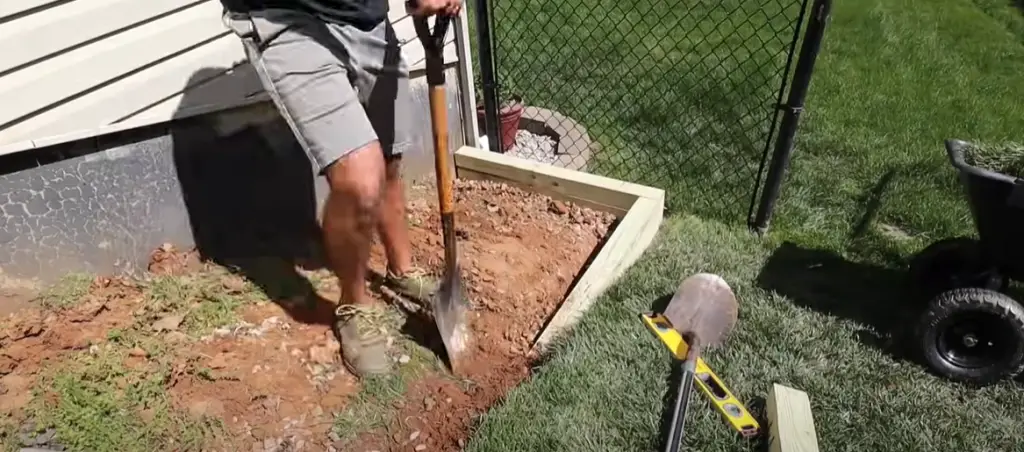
[660, 273, 739, 452]
[411, 9, 471, 369]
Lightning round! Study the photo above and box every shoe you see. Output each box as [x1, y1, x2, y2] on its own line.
[385, 266, 439, 308]
[333, 304, 391, 377]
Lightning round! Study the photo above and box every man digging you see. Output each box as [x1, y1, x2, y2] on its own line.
[222, 0, 463, 377]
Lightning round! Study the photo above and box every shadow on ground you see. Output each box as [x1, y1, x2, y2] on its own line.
[756, 242, 922, 361]
[648, 292, 686, 452]
[168, 66, 339, 328]
[168, 65, 443, 362]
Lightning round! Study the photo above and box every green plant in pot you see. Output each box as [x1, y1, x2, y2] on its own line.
[475, 78, 524, 153]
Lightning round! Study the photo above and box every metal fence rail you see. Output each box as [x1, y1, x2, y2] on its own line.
[475, 0, 829, 228]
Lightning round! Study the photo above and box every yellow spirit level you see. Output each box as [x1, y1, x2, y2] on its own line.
[640, 312, 761, 439]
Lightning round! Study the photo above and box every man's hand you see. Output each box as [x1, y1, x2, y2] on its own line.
[407, 0, 462, 17]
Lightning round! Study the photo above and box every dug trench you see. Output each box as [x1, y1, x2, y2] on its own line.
[0, 179, 616, 452]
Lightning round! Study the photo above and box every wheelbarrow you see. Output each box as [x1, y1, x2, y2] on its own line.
[909, 139, 1024, 385]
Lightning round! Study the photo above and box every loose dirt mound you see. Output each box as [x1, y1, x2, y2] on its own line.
[0, 179, 615, 452]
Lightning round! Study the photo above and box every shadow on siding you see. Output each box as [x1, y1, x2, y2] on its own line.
[171, 64, 338, 326]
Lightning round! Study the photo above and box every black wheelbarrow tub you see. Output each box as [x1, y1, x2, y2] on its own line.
[946, 139, 1024, 281]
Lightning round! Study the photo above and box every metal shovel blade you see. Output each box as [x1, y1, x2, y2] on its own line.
[434, 261, 470, 364]
[662, 273, 739, 348]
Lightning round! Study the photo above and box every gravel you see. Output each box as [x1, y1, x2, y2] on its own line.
[507, 130, 557, 164]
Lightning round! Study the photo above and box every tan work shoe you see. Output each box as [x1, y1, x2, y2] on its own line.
[385, 266, 439, 308]
[334, 304, 391, 377]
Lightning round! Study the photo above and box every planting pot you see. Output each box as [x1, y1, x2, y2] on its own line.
[476, 96, 524, 153]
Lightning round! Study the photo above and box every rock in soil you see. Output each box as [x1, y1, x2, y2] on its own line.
[151, 314, 184, 332]
[308, 345, 335, 365]
[548, 200, 569, 215]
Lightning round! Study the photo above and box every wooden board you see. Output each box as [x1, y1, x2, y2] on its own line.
[766, 383, 820, 452]
[452, 146, 666, 352]
[454, 146, 663, 216]
[456, 167, 632, 217]
[534, 195, 663, 349]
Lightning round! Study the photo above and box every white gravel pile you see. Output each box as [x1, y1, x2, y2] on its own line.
[508, 130, 557, 164]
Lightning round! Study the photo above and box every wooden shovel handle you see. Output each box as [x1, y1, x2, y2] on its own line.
[408, 6, 457, 237]
[430, 86, 454, 217]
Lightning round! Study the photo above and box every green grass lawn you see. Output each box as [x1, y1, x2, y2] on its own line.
[775, 0, 1024, 260]
[467, 216, 1024, 452]
[464, 0, 1024, 449]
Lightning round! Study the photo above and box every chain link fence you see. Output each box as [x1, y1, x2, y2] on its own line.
[475, 0, 814, 224]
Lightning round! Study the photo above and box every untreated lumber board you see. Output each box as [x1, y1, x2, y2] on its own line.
[766, 383, 820, 452]
[452, 146, 666, 352]
[456, 166, 630, 217]
[454, 146, 663, 215]
[533, 195, 663, 350]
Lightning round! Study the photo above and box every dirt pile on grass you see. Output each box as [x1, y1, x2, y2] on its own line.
[0, 180, 615, 452]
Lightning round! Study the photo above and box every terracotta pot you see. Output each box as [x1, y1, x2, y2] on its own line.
[477, 97, 524, 153]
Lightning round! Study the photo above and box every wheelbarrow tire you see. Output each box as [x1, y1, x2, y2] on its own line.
[916, 288, 1024, 386]
[908, 237, 1003, 302]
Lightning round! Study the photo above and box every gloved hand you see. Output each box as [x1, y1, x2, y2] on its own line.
[407, 0, 462, 17]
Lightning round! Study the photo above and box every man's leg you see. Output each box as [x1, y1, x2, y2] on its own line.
[338, 19, 439, 304]
[377, 156, 413, 274]
[322, 144, 393, 377]
[230, 9, 393, 376]
[377, 157, 438, 303]
[321, 145, 384, 308]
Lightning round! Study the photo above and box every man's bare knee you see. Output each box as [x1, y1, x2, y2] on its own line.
[324, 142, 387, 219]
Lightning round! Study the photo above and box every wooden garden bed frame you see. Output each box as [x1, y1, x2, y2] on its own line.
[453, 146, 665, 352]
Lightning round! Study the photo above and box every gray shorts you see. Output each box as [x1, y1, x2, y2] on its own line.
[224, 9, 414, 174]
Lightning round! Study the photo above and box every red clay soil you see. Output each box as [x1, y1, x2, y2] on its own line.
[0, 179, 615, 452]
[346, 180, 616, 452]
[0, 277, 145, 413]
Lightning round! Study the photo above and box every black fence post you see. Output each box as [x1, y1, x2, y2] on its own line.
[473, 0, 501, 152]
[751, 0, 832, 233]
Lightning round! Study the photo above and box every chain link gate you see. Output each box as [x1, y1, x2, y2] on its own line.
[474, 0, 827, 228]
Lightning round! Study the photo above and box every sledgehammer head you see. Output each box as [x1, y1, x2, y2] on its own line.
[662, 273, 738, 350]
